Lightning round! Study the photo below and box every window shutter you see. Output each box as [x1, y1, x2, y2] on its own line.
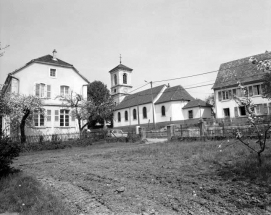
[47, 85, 51, 98]
[47, 110, 51, 121]
[269, 103, 271, 115]
[55, 110, 59, 121]
[234, 107, 238, 117]
[253, 86, 257, 95]
[218, 91, 222, 101]
[228, 90, 232, 99]
[232, 89, 236, 97]
[259, 85, 262, 95]
[35, 83, 40, 97]
[248, 86, 253, 96]
[258, 104, 264, 115]
[263, 103, 268, 115]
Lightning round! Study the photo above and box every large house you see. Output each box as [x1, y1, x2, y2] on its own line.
[213, 51, 271, 119]
[109, 63, 212, 129]
[1, 50, 90, 136]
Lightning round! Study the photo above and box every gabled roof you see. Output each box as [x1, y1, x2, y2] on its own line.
[109, 64, 133, 73]
[182, 99, 212, 109]
[155, 85, 194, 104]
[31, 55, 73, 67]
[8, 54, 90, 84]
[115, 85, 165, 110]
[212, 52, 271, 90]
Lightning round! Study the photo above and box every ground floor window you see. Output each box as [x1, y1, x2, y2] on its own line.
[239, 106, 246, 116]
[60, 109, 69, 126]
[188, 110, 193, 119]
[223, 108, 230, 117]
[34, 110, 44, 126]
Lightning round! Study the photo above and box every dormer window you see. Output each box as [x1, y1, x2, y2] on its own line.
[50, 68, 56, 77]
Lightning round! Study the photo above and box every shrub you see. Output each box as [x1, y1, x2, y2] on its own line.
[0, 137, 20, 175]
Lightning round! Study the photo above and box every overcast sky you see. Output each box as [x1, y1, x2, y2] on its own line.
[1, 0, 271, 99]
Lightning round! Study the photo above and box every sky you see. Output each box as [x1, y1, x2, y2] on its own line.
[1, 0, 271, 100]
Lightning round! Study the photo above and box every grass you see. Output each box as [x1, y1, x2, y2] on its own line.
[11, 139, 271, 214]
[0, 171, 72, 215]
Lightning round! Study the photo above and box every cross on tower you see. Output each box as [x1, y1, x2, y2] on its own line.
[120, 54, 122, 64]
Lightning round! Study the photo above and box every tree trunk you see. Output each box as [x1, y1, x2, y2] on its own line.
[20, 109, 30, 143]
[257, 152, 262, 167]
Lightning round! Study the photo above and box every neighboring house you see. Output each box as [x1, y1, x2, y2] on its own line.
[1, 50, 90, 136]
[212, 52, 271, 119]
[109, 61, 213, 129]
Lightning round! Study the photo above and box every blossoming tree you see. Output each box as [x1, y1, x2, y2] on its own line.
[232, 56, 271, 166]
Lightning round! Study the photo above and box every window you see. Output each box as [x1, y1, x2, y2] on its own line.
[125, 111, 128, 121]
[161, 106, 166, 116]
[255, 104, 261, 115]
[60, 109, 69, 126]
[50, 68, 56, 77]
[35, 83, 51, 98]
[223, 108, 230, 117]
[188, 110, 193, 119]
[133, 109, 137, 120]
[60, 86, 69, 97]
[222, 91, 229, 100]
[239, 106, 246, 116]
[114, 89, 116, 93]
[114, 74, 117, 85]
[47, 110, 51, 122]
[118, 112, 121, 122]
[123, 73, 127, 84]
[253, 85, 262, 96]
[35, 83, 45, 97]
[218, 90, 231, 101]
[143, 107, 147, 118]
[34, 110, 44, 127]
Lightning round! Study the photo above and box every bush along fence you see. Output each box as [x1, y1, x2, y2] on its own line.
[141, 120, 271, 142]
[7, 129, 141, 152]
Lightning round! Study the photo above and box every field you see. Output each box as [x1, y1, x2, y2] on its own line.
[10, 140, 271, 214]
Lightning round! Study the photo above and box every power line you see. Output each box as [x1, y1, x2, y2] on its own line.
[153, 70, 218, 83]
[129, 83, 149, 93]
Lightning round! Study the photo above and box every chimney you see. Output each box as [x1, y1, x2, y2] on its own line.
[52, 49, 57, 61]
[167, 83, 170, 87]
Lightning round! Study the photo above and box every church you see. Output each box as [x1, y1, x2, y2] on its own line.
[109, 62, 213, 130]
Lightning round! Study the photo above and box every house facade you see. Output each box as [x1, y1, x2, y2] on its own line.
[2, 50, 90, 136]
[213, 52, 271, 119]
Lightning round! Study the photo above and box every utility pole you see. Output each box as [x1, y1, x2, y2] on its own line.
[145, 80, 156, 129]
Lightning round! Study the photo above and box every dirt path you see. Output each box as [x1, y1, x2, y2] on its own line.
[13, 142, 271, 215]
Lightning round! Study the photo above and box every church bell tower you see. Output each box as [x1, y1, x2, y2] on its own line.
[109, 55, 133, 105]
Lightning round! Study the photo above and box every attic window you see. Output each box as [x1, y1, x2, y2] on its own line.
[50, 69, 56, 77]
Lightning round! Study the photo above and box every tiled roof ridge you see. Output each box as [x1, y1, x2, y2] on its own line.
[109, 63, 133, 73]
[219, 52, 271, 71]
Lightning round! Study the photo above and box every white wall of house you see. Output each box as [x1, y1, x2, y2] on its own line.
[183, 107, 211, 120]
[215, 83, 270, 118]
[14, 63, 88, 102]
[4, 62, 89, 136]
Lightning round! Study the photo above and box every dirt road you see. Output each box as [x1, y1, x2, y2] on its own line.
[13, 141, 271, 215]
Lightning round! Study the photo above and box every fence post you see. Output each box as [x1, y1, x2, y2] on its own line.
[167, 125, 173, 141]
[139, 127, 146, 141]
